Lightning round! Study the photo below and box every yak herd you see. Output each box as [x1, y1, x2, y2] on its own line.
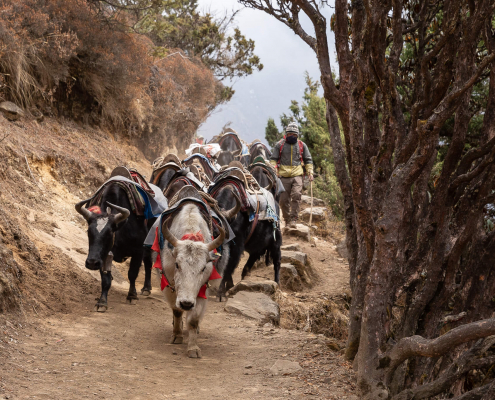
[75, 131, 283, 357]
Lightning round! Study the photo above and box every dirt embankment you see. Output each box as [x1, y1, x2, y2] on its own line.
[0, 116, 166, 316]
[0, 116, 356, 399]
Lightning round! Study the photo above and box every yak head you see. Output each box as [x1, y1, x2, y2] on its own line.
[163, 221, 225, 311]
[162, 222, 225, 311]
[75, 200, 130, 271]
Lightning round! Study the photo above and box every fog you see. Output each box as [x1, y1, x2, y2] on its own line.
[197, 0, 336, 145]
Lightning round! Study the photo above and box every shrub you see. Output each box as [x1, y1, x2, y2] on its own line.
[0, 0, 224, 157]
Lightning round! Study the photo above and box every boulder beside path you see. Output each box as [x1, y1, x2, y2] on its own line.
[300, 206, 327, 222]
[0, 101, 24, 121]
[301, 195, 325, 207]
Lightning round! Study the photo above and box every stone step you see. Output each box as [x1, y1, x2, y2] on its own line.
[280, 251, 312, 285]
[281, 250, 307, 265]
[281, 243, 301, 252]
[283, 224, 310, 241]
[224, 291, 280, 324]
[280, 263, 302, 291]
[227, 280, 278, 296]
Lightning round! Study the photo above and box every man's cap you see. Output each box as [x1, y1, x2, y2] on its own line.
[197, 135, 204, 139]
[286, 122, 299, 135]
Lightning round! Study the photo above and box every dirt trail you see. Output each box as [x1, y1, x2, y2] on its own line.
[1, 236, 355, 400]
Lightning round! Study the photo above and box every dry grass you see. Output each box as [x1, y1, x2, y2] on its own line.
[276, 292, 350, 340]
[0, 1, 224, 159]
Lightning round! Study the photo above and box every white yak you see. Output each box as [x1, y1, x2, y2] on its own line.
[159, 203, 235, 358]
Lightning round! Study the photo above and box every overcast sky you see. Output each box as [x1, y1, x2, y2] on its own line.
[197, 0, 336, 145]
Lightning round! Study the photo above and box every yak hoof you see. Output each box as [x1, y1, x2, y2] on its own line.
[127, 298, 138, 305]
[170, 335, 183, 344]
[140, 289, 151, 296]
[94, 303, 108, 313]
[217, 293, 228, 302]
[187, 348, 202, 358]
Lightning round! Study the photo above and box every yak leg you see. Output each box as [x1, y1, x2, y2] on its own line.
[241, 252, 262, 280]
[170, 309, 184, 344]
[186, 298, 207, 358]
[126, 254, 142, 304]
[265, 248, 272, 266]
[218, 243, 242, 300]
[271, 230, 282, 284]
[141, 247, 152, 296]
[95, 270, 112, 312]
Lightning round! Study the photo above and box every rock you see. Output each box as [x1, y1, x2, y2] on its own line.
[280, 263, 298, 277]
[0, 101, 24, 121]
[336, 239, 348, 259]
[281, 243, 301, 252]
[280, 264, 302, 291]
[301, 195, 325, 206]
[283, 224, 310, 241]
[227, 280, 278, 296]
[269, 360, 302, 375]
[281, 251, 307, 265]
[225, 292, 280, 324]
[300, 207, 327, 222]
[280, 251, 313, 285]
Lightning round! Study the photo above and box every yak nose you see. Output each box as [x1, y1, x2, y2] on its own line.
[85, 259, 102, 271]
[179, 301, 194, 311]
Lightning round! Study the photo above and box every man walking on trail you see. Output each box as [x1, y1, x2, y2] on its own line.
[270, 122, 313, 227]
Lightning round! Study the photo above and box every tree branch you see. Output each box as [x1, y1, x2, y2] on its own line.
[382, 318, 495, 381]
[393, 350, 495, 400]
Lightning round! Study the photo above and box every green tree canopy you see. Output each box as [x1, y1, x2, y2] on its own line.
[265, 117, 283, 148]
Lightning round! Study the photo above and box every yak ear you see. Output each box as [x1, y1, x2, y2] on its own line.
[208, 251, 221, 262]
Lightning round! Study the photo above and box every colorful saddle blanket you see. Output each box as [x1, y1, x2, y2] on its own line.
[89, 176, 167, 219]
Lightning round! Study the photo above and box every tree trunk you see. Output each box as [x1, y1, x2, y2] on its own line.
[240, 0, 495, 397]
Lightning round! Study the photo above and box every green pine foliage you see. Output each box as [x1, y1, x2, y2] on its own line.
[265, 117, 283, 148]
[119, 0, 263, 81]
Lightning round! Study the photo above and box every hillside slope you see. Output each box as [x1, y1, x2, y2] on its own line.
[0, 116, 180, 316]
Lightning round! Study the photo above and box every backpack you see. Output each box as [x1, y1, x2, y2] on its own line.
[276, 137, 304, 168]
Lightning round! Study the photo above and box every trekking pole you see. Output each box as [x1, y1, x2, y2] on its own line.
[309, 180, 314, 239]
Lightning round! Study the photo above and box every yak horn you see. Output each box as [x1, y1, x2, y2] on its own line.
[264, 179, 274, 191]
[208, 226, 225, 252]
[221, 193, 241, 220]
[106, 202, 130, 225]
[75, 199, 93, 221]
[162, 218, 179, 248]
